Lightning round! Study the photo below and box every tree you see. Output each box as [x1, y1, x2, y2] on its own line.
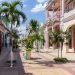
[50, 30, 64, 58]
[0, 1, 26, 67]
[28, 20, 40, 52]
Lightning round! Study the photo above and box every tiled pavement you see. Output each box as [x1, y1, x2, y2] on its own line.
[0, 47, 75, 75]
[0, 48, 26, 75]
[20, 49, 75, 75]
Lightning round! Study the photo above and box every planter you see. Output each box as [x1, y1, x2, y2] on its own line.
[26, 51, 31, 60]
[26, 48, 32, 60]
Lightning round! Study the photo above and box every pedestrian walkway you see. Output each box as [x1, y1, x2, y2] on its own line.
[0, 48, 26, 75]
[20, 49, 75, 75]
[0, 47, 75, 75]
[0, 47, 10, 67]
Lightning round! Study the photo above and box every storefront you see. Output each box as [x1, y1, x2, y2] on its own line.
[0, 21, 10, 53]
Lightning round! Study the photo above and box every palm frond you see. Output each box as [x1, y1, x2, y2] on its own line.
[14, 9, 26, 23]
[11, 1, 23, 9]
[1, 2, 10, 7]
[0, 8, 9, 13]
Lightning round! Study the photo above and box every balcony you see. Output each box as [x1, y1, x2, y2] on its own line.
[63, 9, 75, 23]
[46, 11, 60, 24]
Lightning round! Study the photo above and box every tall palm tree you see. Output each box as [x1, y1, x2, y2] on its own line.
[28, 20, 39, 34]
[0, 1, 26, 27]
[0, 1, 26, 67]
[28, 20, 40, 52]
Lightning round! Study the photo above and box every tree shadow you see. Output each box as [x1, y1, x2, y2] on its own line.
[30, 57, 41, 60]
[28, 59, 54, 67]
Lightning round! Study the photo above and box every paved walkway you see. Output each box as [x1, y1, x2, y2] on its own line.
[0, 47, 75, 75]
[20, 48, 75, 75]
[0, 47, 26, 75]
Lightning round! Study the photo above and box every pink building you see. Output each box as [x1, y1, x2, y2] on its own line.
[0, 21, 10, 53]
[44, 0, 75, 52]
[44, 0, 60, 49]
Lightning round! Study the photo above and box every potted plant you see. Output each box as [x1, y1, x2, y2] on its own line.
[22, 35, 34, 60]
[26, 48, 32, 59]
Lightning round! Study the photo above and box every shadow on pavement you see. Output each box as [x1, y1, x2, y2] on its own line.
[69, 60, 75, 63]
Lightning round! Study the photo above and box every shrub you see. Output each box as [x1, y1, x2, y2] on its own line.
[26, 48, 32, 51]
[54, 58, 68, 63]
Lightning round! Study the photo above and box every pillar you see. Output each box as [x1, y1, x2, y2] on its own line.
[72, 27, 75, 52]
[44, 26, 49, 49]
[60, 0, 64, 30]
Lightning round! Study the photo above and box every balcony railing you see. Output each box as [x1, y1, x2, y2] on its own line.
[64, 8, 74, 13]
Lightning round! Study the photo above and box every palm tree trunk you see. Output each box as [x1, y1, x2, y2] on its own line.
[36, 40, 39, 52]
[60, 42, 63, 58]
[10, 23, 13, 67]
[58, 48, 59, 58]
[57, 43, 59, 58]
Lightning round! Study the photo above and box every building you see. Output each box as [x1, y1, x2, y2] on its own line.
[44, 0, 60, 49]
[44, 0, 75, 52]
[0, 21, 10, 53]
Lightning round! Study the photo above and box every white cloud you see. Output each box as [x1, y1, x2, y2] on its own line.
[36, 0, 47, 3]
[31, 2, 47, 13]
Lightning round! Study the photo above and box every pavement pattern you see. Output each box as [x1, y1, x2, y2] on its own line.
[20, 49, 75, 75]
[0, 47, 26, 75]
[0, 47, 75, 75]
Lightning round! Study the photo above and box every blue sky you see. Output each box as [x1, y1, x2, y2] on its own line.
[19, 0, 48, 35]
[0, 0, 48, 35]
[22, 0, 47, 23]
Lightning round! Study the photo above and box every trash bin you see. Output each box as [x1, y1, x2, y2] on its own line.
[24, 52, 27, 60]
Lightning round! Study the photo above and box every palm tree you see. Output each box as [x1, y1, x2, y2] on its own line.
[50, 30, 64, 58]
[28, 20, 40, 52]
[0, 1, 26, 67]
[28, 20, 39, 34]
[50, 30, 60, 58]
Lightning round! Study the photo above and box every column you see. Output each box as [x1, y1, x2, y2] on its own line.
[45, 11, 49, 20]
[72, 27, 75, 52]
[60, 0, 64, 30]
[44, 26, 49, 49]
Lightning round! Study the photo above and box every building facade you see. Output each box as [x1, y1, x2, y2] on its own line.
[44, 0, 60, 49]
[0, 21, 10, 53]
[44, 0, 75, 52]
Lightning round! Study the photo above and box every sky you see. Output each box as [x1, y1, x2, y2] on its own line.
[0, 0, 48, 35]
